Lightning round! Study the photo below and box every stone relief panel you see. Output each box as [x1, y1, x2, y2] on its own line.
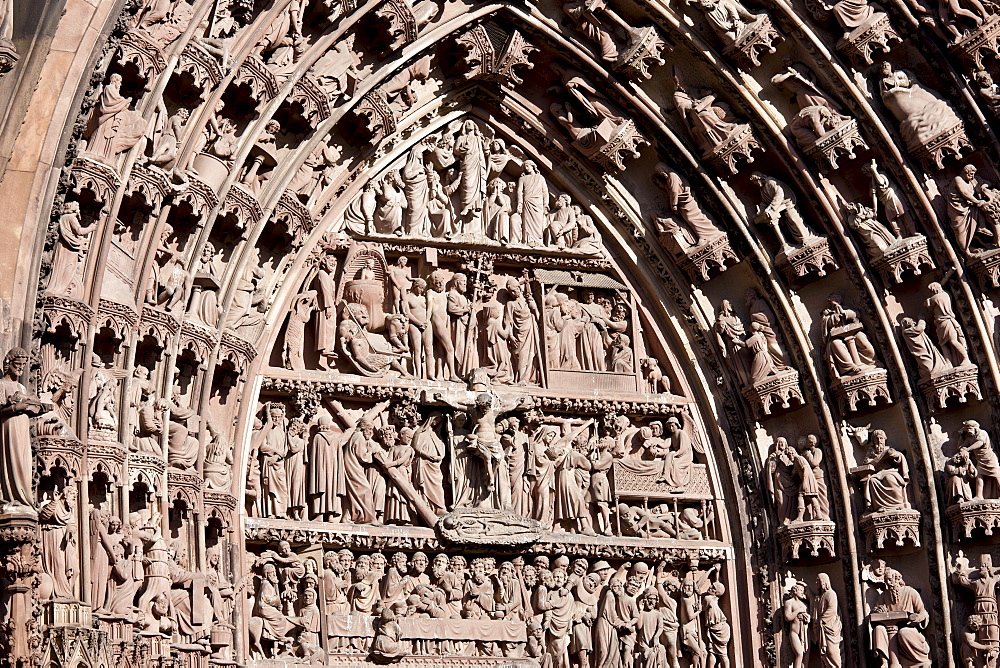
[15, 0, 1000, 665]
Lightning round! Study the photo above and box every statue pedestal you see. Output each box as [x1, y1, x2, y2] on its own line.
[740, 368, 804, 418]
[951, 14, 1000, 68]
[584, 118, 648, 173]
[947, 499, 1000, 540]
[859, 508, 921, 552]
[836, 12, 901, 65]
[830, 368, 892, 414]
[671, 233, 740, 283]
[705, 123, 761, 174]
[803, 119, 869, 171]
[615, 26, 669, 81]
[776, 520, 836, 561]
[454, 24, 538, 86]
[969, 248, 1000, 288]
[871, 235, 935, 284]
[722, 15, 782, 69]
[910, 119, 972, 171]
[775, 237, 838, 283]
[918, 364, 981, 411]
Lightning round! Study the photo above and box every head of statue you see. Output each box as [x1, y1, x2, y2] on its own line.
[3, 348, 28, 378]
[411, 552, 428, 573]
[981, 553, 994, 574]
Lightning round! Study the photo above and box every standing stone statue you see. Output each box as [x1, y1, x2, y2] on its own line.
[504, 278, 540, 385]
[517, 161, 549, 246]
[284, 290, 317, 371]
[253, 404, 290, 519]
[925, 282, 971, 367]
[48, 201, 97, 297]
[952, 552, 1000, 664]
[861, 161, 915, 238]
[39, 485, 78, 600]
[783, 579, 810, 668]
[0, 348, 47, 509]
[749, 172, 819, 251]
[411, 413, 447, 516]
[314, 254, 339, 370]
[811, 574, 842, 668]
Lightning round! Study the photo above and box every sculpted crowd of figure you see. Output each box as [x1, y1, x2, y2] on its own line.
[343, 120, 603, 255]
[250, 546, 735, 668]
[71, 504, 237, 660]
[23, 1, 1000, 668]
[285, 245, 662, 391]
[765, 435, 832, 526]
[781, 573, 844, 668]
[245, 394, 709, 540]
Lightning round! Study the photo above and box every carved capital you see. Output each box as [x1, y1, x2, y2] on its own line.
[830, 368, 893, 414]
[775, 520, 837, 561]
[858, 509, 921, 552]
[917, 364, 982, 410]
[835, 12, 901, 66]
[870, 235, 936, 284]
[774, 237, 839, 283]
